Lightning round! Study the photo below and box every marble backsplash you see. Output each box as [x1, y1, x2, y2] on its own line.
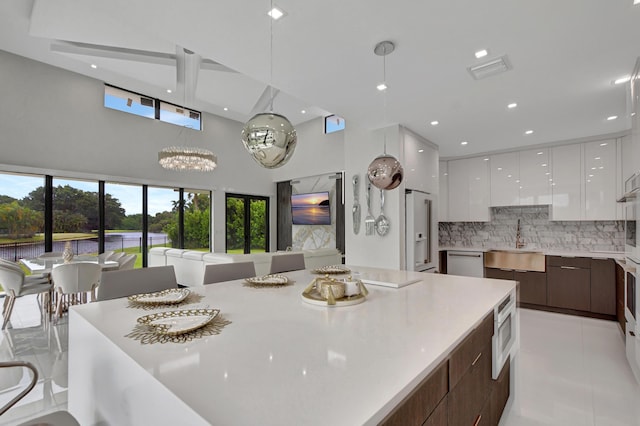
[439, 206, 624, 252]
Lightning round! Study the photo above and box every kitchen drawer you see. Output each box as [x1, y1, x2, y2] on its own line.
[516, 270, 547, 305]
[546, 255, 591, 269]
[380, 360, 448, 426]
[422, 395, 447, 426]
[491, 355, 510, 424]
[448, 341, 492, 426]
[484, 268, 515, 280]
[449, 311, 494, 390]
[547, 265, 591, 311]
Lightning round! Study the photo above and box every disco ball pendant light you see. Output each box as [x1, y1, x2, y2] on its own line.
[241, 0, 297, 169]
[367, 41, 404, 190]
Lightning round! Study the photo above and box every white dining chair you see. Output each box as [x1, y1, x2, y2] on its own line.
[203, 261, 256, 285]
[97, 265, 178, 301]
[0, 264, 52, 330]
[50, 263, 102, 321]
[269, 253, 306, 274]
[0, 361, 80, 425]
[117, 254, 137, 270]
[97, 250, 114, 263]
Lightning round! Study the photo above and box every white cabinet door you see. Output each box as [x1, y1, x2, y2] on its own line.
[467, 157, 490, 221]
[551, 144, 582, 220]
[519, 148, 551, 205]
[402, 131, 439, 195]
[584, 139, 616, 220]
[448, 159, 469, 222]
[439, 161, 448, 222]
[490, 152, 519, 206]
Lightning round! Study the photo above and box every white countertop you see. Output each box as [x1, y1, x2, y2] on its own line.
[69, 267, 515, 425]
[440, 247, 625, 260]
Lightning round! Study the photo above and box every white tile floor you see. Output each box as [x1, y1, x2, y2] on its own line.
[502, 309, 640, 426]
[0, 298, 639, 425]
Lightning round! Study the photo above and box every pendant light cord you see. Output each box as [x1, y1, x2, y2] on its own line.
[269, 0, 274, 112]
[382, 48, 388, 154]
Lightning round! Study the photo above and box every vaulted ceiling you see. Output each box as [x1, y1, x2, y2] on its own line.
[1, 0, 639, 157]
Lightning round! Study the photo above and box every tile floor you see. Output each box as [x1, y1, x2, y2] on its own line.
[0, 298, 639, 425]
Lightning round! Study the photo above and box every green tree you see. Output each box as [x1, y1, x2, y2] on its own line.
[250, 199, 266, 250]
[121, 213, 143, 230]
[225, 197, 244, 251]
[163, 193, 210, 249]
[0, 201, 43, 238]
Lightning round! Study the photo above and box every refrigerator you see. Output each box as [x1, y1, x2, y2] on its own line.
[405, 190, 437, 272]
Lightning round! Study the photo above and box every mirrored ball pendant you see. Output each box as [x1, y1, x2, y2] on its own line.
[241, 113, 297, 169]
[367, 154, 404, 190]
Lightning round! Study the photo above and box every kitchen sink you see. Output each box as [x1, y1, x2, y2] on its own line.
[484, 250, 546, 272]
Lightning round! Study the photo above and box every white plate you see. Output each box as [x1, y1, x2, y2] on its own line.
[311, 265, 351, 275]
[245, 274, 289, 285]
[128, 288, 190, 305]
[137, 309, 219, 336]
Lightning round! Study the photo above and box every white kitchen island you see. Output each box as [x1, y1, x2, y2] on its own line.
[68, 267, 516, 425]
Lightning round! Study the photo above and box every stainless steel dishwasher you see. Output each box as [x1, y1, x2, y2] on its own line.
[446, 250, 484, 277]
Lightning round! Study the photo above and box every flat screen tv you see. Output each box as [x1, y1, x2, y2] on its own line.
[291, 191, 331, 225]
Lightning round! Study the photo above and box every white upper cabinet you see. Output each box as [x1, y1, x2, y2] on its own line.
[448, 157, 490, 222]
[519, 148, 551, 205]
[402, 130, 439, 195]
[439, 161, 448, 222]
[551, 144, 582, 220]
[583, 139, 616, 220]
[490, 153, 519, 206]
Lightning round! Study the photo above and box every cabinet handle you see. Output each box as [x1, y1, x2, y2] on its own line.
[561, 256, 576, 258]
[514, 269, 528, 273]
[472, 352, 482, 366]
[449, 253, 482, 258]
[560, 266, 578, 270]
[473, 414, 482, 426]
[499, 268, 513, 272]
[631, 331, 636, 337]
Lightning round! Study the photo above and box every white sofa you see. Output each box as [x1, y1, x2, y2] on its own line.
[148, 248, 342, 287]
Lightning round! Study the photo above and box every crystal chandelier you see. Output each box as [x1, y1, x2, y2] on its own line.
[158, 146, 217, 172]
[367, 41, 404, 190]
[158, 48, 217, 172]
[240, 0, 296, 169]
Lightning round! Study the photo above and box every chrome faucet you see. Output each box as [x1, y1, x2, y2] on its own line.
[515, 219, 525, 249]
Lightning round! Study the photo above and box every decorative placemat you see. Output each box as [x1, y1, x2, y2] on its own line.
[127, 292, 205, 311]
[125, 313, 231, 344]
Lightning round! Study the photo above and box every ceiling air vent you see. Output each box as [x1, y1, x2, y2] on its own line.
[468, 55, 512, 80]
[140, 97, 154, 107]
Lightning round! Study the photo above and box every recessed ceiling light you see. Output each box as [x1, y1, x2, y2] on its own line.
[418, 149, 424, 153]
[166, 89, 172, 93]
[483, 158, 489, 161]
[541, 163, 547, 167]
[607, 115, 618, 121]
[301, 110, 306, 114]
[430, 120, 439, 126]
[525, 130, 534, 135]
[475, 49, 488, 59]
[614, 75, 631, 85]
[460, 141, 468, 146]
[537, 152, 543, 155]
[497, 167, 503, 171]
[90, 64, 97, 69]
[377, 82, 387, 91]
[223, 107, 228, 111]
[600, 142, 608, 146]
[507, 174, 512, 178]
[594, 156, 601, 160]
[507, 103, 517, 109]
[267, 7, 284, 20]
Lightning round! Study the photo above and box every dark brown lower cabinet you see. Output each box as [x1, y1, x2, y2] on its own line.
[515, 271, 546, 305]
[484, 268, 514, 281]
[547, 265, 591, 311]
[590, 258, 615, 315]
[423, 395, 448, 426]
[491, 356, 510, 424]
[616, 262, 626, 333]
[448, 341, 492, 426]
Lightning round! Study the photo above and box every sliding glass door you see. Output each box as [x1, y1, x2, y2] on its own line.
[225, 193, 269, 254]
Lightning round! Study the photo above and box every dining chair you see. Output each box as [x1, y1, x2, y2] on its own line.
[269, 253, 306, 274]
[203, 261, 256, 285]
[117, 254, 137, 270]
[0, 264, 52, 330]
[50, 263, 102, 321]
[97, 250, 114, 263]
[108, 252, 125, 262]
[97, 265, 178, 301]
[0, 361, 80, 425]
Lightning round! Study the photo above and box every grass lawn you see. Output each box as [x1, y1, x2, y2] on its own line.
[226, 248, 266, 254]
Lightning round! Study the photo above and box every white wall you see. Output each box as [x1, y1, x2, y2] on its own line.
[344, 123, 404, 269]
[0, 50, 276, 252]
[270, 117, 345, 183]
